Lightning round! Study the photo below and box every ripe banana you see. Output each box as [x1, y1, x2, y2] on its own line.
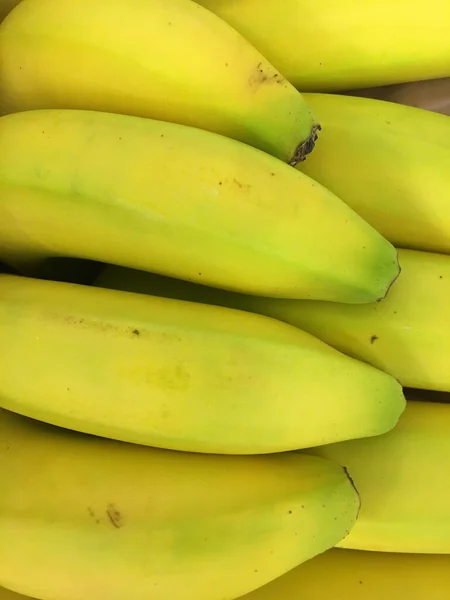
[304, 92, 450, 150]
[0, 274, 405, 453]
[306, 399, 450, 553]
[298, 93, 450, 254]
[0, 408, 360, 600]
[95, 248, 450, 392]
[0, 109, 399, 303]
[197, 0, 450, 91]
[238, 548, 450, 600]
[0, 0, 319, 164]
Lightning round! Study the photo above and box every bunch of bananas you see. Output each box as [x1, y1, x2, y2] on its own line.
[0, 0, 450, 599]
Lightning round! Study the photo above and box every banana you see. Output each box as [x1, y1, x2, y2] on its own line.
[0, 408, 360, 600]
[0, 109, 399, 303]
[306, 399, 450, 553]
[95, 248, 450, 392]
[298, 93, 450, 254]
[304, 92, 450, 150]
[196, 0, 450, 91]
[5, 549, 450, 600]
[0, 0, 319, 164]
[0, 274, 405, 453]
[238, 548, 450, 600]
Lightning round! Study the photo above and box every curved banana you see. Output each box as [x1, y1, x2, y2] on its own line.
[197, 0, 450, 91]
[0, 274, 405, 453]
[95, 248, 450, 392]
[0, 109, 399, 303]
[0, 0, 319, 164]
[298, 93, 450, 253]
[0, 408, 359, 600]
[238, 548, 450, 600]
[307, 399, 450, 553]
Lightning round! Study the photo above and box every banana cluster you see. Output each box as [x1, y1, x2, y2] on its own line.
[0, 1, 449, 599]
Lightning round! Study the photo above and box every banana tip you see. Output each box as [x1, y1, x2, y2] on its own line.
[289, 123, 321, 166]
[376, 250, 402, 303]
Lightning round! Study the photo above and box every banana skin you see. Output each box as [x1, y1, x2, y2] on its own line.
[299, 93, 450, 254]
[238, 548, 450, 600]
[306, 399, 450, 553]
[0, 108, 399, 303]
[96, 248, 450, 392]
[197, 0, 450, 91]
[0, 408, 360, 600]
[0, 0, 319, 164]
[0, 274, 405, 453]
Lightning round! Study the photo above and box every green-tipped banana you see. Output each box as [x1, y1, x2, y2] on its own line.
[0, 0, 319, 164]
[306, 399, 450, 553]
[0, 408, 360, 600]
[0, 108, 399, 303]
[0, 274, 405, 453]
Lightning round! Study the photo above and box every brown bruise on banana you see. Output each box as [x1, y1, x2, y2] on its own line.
[249, 62, 287, 88]
[289, 124, 322, 166]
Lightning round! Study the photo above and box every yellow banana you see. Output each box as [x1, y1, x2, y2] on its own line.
[0, 0, 319, 164]
[0, 408, 360, 600]
[95, 248, 450, 392]
[197, 0, 450, 91]
[0, 274, 405, 453]
[0, 109, 399, 303]
[304, 92, 450, 150]
[5, 549, 450, 600]
[238, 548, 450, 600]
[306, 399, 450, 553]
[298, 93, 450, 253]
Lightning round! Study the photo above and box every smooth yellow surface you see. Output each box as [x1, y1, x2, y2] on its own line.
[0, 274, 405, 453]
[0, 108, 399, 303]
[249, 249, 450, 392]
[96, 248, 450, 392]
[0, 0, 317, 163]
[198, 0, 450, 90]
[307, 400, 450, 553]
[238, 548, 450, 600]
[299, 93, 450, 253]
[303, 92, 450, 148]
[0, 408, 359, 600]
